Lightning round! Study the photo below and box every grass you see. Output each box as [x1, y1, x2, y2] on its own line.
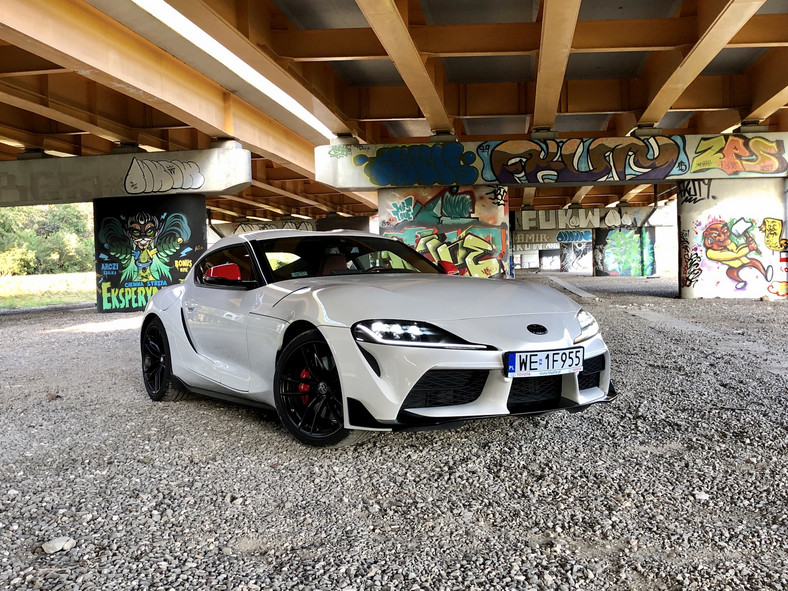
[0, 272, 95, 310]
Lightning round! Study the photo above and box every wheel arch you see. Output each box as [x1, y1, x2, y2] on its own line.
[140, 313, 161, 348]
[277, 320, 319, 359]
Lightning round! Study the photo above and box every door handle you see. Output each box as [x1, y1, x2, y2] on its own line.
[184, 299, 196, 311]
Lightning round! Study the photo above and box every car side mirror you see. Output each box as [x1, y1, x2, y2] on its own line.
[438, 260, 460, 275]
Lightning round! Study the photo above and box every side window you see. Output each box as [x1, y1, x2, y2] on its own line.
[195, 245, 256, 286]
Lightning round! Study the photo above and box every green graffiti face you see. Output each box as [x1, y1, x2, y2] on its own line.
[129, 221, 157, 250]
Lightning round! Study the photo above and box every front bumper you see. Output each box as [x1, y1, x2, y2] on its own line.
[320, 325, 615, 431]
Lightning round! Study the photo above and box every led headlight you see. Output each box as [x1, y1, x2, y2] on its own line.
[352, 320, 487, 349]
[574, 309, 599, 343]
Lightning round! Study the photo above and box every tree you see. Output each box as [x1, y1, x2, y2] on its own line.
[0, 203, 94, 275]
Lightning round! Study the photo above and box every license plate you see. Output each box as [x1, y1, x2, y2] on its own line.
[505, 347, 584, 377]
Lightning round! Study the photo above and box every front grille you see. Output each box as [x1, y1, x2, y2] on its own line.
[507, 375, 562, 412]
[578, 354, 606, 390]
[400, 370, 487, 409]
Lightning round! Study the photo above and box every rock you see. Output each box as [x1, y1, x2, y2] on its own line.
[42, 537, 76, 554]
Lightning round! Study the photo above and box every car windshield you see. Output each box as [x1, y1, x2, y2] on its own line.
[252, 235, 442, 283]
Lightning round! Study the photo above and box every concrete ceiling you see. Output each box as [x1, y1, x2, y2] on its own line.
[1, 0, 787, 219]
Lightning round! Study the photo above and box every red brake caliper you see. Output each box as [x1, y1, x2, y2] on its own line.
[298, 368, 310, 404]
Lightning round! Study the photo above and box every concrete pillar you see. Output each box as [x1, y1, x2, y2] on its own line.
[377, 185, 509, 278]
[94, 195, 207, 312]
[677, 178, 787, 299]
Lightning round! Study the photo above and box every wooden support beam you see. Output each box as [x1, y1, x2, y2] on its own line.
[533, 0, 582, 129]
[356, 0, 453, 133]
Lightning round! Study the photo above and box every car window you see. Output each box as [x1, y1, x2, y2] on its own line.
[252, 235, 440, 283]
[195, 245, 256, 285]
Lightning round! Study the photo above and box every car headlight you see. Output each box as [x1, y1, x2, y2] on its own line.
[352, 320, 487, 350]
[574, 309, 599, 343]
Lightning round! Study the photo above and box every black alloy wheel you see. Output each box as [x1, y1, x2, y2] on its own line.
[274, 329, 351, 446]
[140, 318, 188, 402]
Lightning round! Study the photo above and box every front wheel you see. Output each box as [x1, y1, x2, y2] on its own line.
[274, 329, 364, 447]
[141, 318, 189, 402]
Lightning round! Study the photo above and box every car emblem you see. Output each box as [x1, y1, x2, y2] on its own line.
[527, 324, 548, 335]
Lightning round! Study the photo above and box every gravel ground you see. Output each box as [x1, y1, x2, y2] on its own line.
[1, 276, 787, 591]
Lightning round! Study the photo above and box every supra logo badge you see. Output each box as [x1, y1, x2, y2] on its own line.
[527, 324, 548, 335]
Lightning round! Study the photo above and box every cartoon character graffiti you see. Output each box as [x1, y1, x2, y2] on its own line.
[702, 218, 773, 289]
[98, 211, 192, 283]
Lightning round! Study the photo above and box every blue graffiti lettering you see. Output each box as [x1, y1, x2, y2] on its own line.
[354, 143, 478, 187]
[557, 230, 592, 243]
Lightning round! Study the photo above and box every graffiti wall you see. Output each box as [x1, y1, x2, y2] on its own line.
[317, 133, 788, 190]
[378, 185, 509, 278]
[94, 195, 207, 312]
[594, 227, 655, 277]
[678, 178, 787, 299]
[511, 205, 671, 276]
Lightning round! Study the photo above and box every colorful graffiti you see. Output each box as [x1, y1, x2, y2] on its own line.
[690, 135, 788, 176]
[379, 185, 508, 278]
[353, 143, 478, 187]
[678, 178, 786, 299]
[759, 217, 788, 251]
[771, 252, 788, 297]
[414, 230, 506, 278]
[701, 217, 773, 290]
[94, 195, 205, 312]
[594, 228, 655, 277]
[478, 136, 689, 184]
[317, 133, 788, 190]
[557, 230, 593, 242]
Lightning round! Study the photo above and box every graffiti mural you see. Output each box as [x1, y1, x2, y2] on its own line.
[677, 178, 785, 299]
[700, 217, 774, 290]
[316, 133, 788, 190]
[690, 135, 788, 176]
[124, 157, 205, 194]
[379, 185, 508, 278]
[353, 143, 478, 187]
[479, 136, 689, 185]
[772, 252, 788, 298]
[594, 228, 655, 277]
[561, 242, 593, 273]
[557, 230, 593, 243]
[94, 195, 206, 312]
[759, 217, 788, 251]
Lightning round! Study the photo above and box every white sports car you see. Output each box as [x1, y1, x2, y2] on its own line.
[141, 230, 616, 446]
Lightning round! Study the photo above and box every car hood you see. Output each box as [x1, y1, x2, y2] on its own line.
[268, 274, 580, 324]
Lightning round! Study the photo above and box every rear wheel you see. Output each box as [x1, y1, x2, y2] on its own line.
[141, 318, 189, 402]
[274, 329, 366, 447]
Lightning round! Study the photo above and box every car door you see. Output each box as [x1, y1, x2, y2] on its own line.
[182, 244, 259, 392]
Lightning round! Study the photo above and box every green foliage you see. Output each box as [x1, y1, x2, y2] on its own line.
[0, 203, 95, 275]
[0, 247, 36, 276]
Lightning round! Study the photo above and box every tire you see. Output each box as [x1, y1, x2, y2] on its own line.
[274, 329, 366, 447]
[140, 317, 189, 402]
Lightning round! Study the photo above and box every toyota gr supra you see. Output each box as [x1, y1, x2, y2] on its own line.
[140, 230, 616, 446]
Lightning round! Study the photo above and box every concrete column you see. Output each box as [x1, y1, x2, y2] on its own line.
[94, 194, 207, 312]
[677, 178, 787, 299]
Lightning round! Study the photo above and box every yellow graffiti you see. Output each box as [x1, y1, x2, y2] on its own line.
[416, 230, 504, 278]
[768, 282, 787, 297]
[758, 218, 788, 251]
[460, 233, 502, 277]
[418, 234, 453, 264]
[175, 258, 193, 273]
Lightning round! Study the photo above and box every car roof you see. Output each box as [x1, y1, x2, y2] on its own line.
[211, 228, 382, 250]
